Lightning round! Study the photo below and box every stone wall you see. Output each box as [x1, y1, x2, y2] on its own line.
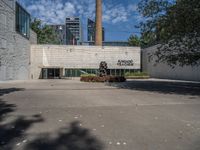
[30, 45, 141, 79]
[0, 0, 31, 81]
[142, 45, 200, 81]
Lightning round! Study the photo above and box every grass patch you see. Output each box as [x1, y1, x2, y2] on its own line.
[125, 72, 150, 79]
[125, 72, 149, 77]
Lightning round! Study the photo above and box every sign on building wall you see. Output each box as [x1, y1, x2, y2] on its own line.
[117, 60, 134, 66]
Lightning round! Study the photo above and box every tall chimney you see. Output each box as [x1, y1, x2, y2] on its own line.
[95, 0, 103, 46]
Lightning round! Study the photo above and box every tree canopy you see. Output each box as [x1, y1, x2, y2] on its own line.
[138, 0, 200, 66]
[31, 19, 59, 44]
[128, 35, 141, 46]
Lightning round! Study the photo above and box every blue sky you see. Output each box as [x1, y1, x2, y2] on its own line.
[18, 0, 142, 41]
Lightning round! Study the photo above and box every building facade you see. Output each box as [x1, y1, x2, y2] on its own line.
[50, 25, 77, 45]
[87, 19, 105, 42]
[66, 17, 83, 45]
[142, 45, 200, 81]
[0, 1, 141, 81]
[0, 0, 37, 81]
[30, 45, 141, 79]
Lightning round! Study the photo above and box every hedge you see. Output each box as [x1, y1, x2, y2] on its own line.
[80, 76, 126, 82]
[125, 72, 149, 77]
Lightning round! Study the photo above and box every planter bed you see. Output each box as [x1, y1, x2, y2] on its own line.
[80, 76, 126, 82]
[125, 76, 150, 79]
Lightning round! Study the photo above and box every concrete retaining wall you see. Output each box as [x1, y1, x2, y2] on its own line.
[30, 45, 141, 79]
[142, 45, 200, 81]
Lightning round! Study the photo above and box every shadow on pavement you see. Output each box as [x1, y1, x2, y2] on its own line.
[0, 99, 16, 122]
[0, 88, 25, 97]
[0, 88, 44, 150]
[0, 88, 24, 122]
[193, 136, 200, 150]
[107, 80, 200, 96]
[0, 88, 104, 150]
[0, 115, 44, 150]
[25, 121, 104, 150]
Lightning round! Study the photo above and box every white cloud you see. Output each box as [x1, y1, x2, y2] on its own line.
[26, 0, 76, 24]
[128, 4, 138, 12]
[104, 4, 130, 24]
[24, 0, 139, 24]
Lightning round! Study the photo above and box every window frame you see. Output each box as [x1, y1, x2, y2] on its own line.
[15, 2, 30, 39]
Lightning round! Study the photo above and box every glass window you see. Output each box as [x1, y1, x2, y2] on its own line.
[76, 69, 81, 77]
[125, 69, 130, 76]
[16, 2, 30, 39]
[72, 69, 76, 77]
[65, 69, 70, 77]
[130, 70, 135, 74]
[111, 69, 115, 76]
[121, 69, 125, 76]
[91, 69, 97, 75]
[81, 69, 87, 74]
[116, 69, 120, 76]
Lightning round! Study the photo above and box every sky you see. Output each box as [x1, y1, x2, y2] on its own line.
[18, 0, 142, 41]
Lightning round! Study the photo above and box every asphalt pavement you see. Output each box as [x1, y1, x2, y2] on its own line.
[0, 79, 200, 150]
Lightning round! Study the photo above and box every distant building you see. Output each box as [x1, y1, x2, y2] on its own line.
[49, 24, 77, 45]
[66, 27, 77, 45]
[50, 25, 66, 45]
[82, 41, 129, 47]
[87, 19, 105, 42]
[66, 17, 83, 45]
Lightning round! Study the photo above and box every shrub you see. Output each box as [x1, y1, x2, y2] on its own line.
[125, 72, 149, 77]
[125, 72, 150, 79]
[80, 76, 126, 82]
[80, 74, 96, 77]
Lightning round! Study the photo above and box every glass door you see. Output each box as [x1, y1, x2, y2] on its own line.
[42, 68, 60, 79]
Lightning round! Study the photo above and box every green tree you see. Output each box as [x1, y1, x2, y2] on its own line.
[31, 19, 59, 44]
[128, 35, 141, 46]
[138, 0, 200, 66]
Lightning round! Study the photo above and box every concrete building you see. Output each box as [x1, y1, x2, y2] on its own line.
[0, 0, 141, 81]
[30, 45, 141, 79]
[50, 25, 67, 45]
[66, 17, 83, 45]
[49, 24, 77, 45]
[88, 19, 105, 42]
[0, 0, 37, 81]
[142, 45, 200, 81]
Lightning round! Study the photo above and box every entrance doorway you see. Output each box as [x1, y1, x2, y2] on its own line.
[42, 68, 60, 79]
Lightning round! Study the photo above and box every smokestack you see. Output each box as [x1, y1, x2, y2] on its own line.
[95, 0, 103, 46]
